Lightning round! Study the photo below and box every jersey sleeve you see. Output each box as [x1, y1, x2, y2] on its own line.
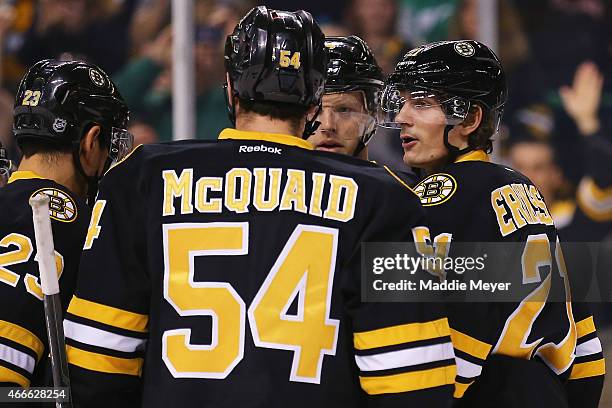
[344, 180, 454, 407]
[565, 303, 605, 408]
[565, 132, 612, 240]
[0, 185, 88, 388]
[64, 149, 149, 407]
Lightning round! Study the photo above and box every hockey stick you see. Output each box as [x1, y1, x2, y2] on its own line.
[29, 193, 72, 408]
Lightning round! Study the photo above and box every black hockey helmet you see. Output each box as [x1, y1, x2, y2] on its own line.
[13, 59, 131, 162]
[322, 35, 384, 151]
[224, 6, 327, 133]
[380, 40, 507, 157]
[324, 35, 384, 114]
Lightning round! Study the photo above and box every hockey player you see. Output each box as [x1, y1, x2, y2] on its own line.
[380, 40, 604, 407]
[63, 6, 455, 408]
[307, 36, 384, 159]
[0, 60, 130, 387]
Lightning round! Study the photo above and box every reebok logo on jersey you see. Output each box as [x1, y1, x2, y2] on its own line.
[239, 145, 282, 154]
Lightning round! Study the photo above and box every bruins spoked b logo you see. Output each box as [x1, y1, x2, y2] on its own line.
[30, 188, 77, 222]
[89, 68, 106, 87]
[414, 173, 457, 206]
[454, 41, 475, 57]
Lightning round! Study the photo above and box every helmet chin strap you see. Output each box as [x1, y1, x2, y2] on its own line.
[302, 104, 322, 139]
[71, 140, 102, 206]
[353, 141, 366, 157]
[223, 83, 237, 127]
[442, 124, 473, 164]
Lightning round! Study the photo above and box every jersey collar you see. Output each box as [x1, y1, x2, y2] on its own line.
[455, 150, 490, 163]
[219, 128, 313, 150]
[8, 170, 45, 184]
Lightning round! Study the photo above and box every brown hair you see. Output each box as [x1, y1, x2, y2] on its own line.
[465, 104, 495, 153]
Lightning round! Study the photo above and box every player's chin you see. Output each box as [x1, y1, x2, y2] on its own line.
[315, 145, 346, 154]
[402, 150, 421, 166]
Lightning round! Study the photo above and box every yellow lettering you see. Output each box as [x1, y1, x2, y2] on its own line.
[84, 200, 106, 250]
[162, 169, 194, 216]
[323, 175, 358, 222]
[491, 188, 516, 237]
[501, 185, 528, 230]
[528, 186, 554, 226]
[195, 177, 223, 213]
[511, 184, 537, 224]
[225, 168, 251, 213]
[253, 168, 281, 211]
[280, 170, 307, 213]
[309, 173, 326, 217]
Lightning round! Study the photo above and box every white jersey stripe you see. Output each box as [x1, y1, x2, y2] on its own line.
[455, 356, 482, 379]
[0, 343, 35, 373]
[576, 337, 603, 358]
[64, 319, 146, 353]
[355, 341, 454, 372]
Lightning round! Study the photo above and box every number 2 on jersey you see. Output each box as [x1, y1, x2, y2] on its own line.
[0, 233, 64, 300]
[162, 222, 339, 383]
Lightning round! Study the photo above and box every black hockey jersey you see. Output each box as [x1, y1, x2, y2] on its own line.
[65, 129, 455, 408]
[411, 150, 604, 406]
[0, 171, 89, 387]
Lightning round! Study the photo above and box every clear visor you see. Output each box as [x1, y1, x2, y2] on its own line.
[109, 127, 134, 164]
[310, 91, 378, 148]
[377, 84, 470, 129]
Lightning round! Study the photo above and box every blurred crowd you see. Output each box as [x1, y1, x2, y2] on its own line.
[0, 0, 610, 245]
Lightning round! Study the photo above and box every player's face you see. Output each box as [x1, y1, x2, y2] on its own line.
[308, 92, 371, 156]
[393, 93, 449, 169]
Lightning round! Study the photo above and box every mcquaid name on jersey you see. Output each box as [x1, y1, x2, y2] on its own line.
[161, 167, 358, 222]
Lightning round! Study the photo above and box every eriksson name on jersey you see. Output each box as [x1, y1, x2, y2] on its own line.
[161, 167, 358, 222]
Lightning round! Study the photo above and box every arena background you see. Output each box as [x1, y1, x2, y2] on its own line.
[0, 0, 610, 404]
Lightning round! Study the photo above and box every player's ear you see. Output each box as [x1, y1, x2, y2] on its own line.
[79, 125, 105, 172]
[80, 125, 101, 154]
[458, 104, 483, 136]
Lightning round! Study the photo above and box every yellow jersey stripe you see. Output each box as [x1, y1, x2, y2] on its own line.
[570, 358, 606, 380]
[218, 128, 313, 150]
[450, 328, 491, 361]
[455, 150, 489, 163]
[67, 296, 148, 333]
[576, 316, 596, 338]
[104, 144, 144, 176]
[0, 365, 30, 387]
[8, 171, 44, 183]
[354, 318, 450, 351]
[453, 380, 474, 398]
[382, 166, 417, 194]
[359, 365, 456, 395]
[0, 320, 44, 361]
[66, 345, 143, 376]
